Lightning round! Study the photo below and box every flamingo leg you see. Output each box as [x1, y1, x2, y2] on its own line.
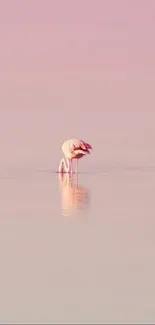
[76, 169, 79, 187]
[70, 160, 72, 174]
[76, 158, 78, 174]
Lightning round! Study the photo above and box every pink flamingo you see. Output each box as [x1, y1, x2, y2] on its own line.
[58, 138, 92, 174]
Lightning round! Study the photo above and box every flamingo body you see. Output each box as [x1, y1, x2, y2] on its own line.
[58, 138, 92, 174]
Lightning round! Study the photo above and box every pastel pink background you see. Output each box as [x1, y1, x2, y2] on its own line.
[0, 2, 155, 323]
[0, 0, 155, 169]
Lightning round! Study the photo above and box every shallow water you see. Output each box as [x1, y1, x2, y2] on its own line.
[1, 0, 155, 322]
[0, 166, 155, 323]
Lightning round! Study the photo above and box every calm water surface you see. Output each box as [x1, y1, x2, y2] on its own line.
[1, 0, 155, 322]
[0, 165, 155, 323]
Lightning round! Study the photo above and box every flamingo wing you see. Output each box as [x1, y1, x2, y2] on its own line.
[71, 139, 92, 154]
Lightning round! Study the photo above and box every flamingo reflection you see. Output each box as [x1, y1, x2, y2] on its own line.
[58, 173, 90, 216]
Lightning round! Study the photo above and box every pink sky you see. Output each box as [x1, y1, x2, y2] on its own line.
[0, 0, 155, 168]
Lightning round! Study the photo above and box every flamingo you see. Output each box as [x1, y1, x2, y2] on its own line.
[58, 138, 92, 174]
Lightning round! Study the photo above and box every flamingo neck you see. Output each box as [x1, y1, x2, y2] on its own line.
[58, 157, 71, 173]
